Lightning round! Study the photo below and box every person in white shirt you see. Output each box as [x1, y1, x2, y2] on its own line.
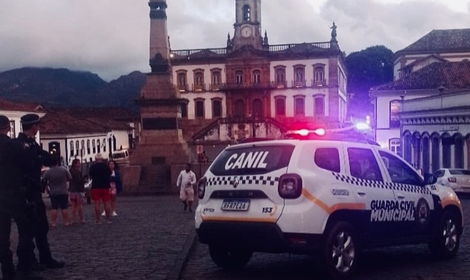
[176, 163, 197, 212]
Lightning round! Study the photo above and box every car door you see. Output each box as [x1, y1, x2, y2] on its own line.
[377, 150, 434, 240]
[345, 146, 397, 243]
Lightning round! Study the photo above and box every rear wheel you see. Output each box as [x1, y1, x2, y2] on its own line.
[208, 243, 252, 270]
[321, 221, 359, 280]
[429, 211, 460, 259]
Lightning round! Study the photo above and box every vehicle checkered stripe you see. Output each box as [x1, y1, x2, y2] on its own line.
[207, 176, 280, 186]
[332, 172, 431, 194]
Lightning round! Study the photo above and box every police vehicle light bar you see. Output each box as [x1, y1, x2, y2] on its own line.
[288, 128, 326, 137]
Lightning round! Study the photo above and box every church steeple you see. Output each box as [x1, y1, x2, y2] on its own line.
[232, 0, 263, 50]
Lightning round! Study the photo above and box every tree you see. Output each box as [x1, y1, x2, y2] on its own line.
[345, 45, 394, 118]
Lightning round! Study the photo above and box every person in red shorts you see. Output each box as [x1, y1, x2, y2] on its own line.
[88, 154, 111, 224]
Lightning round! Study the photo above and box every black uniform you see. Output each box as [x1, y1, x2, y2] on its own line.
[16, 133, 53, 264]
[0, 134, 36, 278]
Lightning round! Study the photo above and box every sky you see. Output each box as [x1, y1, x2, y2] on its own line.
[0, 0, 469, 81]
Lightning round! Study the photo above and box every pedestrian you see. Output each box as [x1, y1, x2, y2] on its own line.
[176, 163, 197, 212]
[0, 115, 42, 280]
[102, 160, 122, 217]
[17, 113, 65, 270]
[89, 153, 112, 224]
[69, 159, 86, 224]
[43, 155, 72, 227]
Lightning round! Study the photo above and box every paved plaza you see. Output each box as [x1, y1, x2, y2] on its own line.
[7, 196, 470, 280]
[11, 196, 195, 280]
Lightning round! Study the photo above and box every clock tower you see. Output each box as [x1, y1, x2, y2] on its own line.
[232, 0, 263, 50]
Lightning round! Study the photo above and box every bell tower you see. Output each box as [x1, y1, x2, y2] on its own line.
[232, 0, 263, 49]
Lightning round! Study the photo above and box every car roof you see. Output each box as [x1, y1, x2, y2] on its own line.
[226, 139, 379, 151]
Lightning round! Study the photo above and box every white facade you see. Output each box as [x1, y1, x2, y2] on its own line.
[401, 91, 470, 173]
[0, 109, 44, 142]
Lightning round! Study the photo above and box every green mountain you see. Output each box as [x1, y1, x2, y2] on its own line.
[0, 67, 147, 109]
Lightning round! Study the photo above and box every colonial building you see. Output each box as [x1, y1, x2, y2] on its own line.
[0, 98, 45, 141]
[40, 107, 137, 166]
[169, 0, 347, 156]
[370, 28, 470, 156]
[401, 89, 470, 173]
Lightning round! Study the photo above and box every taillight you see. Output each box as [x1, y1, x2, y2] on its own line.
[278, 174, 302, 199]
[448, 177, 457, 183]
[197, 177, 207, 199]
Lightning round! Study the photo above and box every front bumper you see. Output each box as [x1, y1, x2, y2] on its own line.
[196, 221, 322, 254]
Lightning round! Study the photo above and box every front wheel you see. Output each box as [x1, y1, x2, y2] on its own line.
[429, 211, 460, 259]
[321, 221, 359, 280]
[208, 243, 252, 270]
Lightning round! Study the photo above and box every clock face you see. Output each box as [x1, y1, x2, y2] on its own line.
[241, 26, 252, 38]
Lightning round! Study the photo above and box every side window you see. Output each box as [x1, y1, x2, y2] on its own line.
[315, 148, 340, 173]
[433, 170, 445, 178]
[379, 151, 423, 185]
[347, 148, 383, 181]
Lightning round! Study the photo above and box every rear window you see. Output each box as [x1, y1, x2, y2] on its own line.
[210, 145, 295, 176]
[449, 169, 470, 176]
[315, 148, 340, 172]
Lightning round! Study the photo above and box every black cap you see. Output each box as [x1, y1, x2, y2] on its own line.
[20, 114, 41, 125]
[0, 115, 9, 129]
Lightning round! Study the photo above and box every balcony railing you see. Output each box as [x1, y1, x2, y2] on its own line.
[311, 79, 327, 87]
[170, 48, 227, 60]
[209, 83, 222, 91]
[292, 80, 307, 88]
[273, 81, 287, 89]
[269, 42, 331, 52]
[221, 82, 275, 90]
[192, 84, 206, 92]
[177, 84, 188, 92]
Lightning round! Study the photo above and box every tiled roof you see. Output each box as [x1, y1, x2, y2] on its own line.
[399, 54, 446, 71]
[84, 118, 131, 131]
[372, 61, 470, 91]
[52, 107, 138, 120]
[0, 98, 44, 112]
[398, 29, 470, 54]
[40, 111, 109, 135]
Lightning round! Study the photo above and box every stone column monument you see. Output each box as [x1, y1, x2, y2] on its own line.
[126, 0, 192, 191]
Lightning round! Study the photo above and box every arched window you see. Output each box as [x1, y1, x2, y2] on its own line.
[97, 139, 101, 154]
[75, 140, 79, 156]
[181, 103, 188, 118]
[103, 138, 106, 152]
[195, 99, 205, 118]
[177, 71, 187, 92]
[252, 70, 261, 85]
[211, 70, 221, 90]
[70, 141, 74, 156]
[92, 140, 96, 154]
[234, 99, 245, 118]
[252, 99, 263, 118]
[314, 65, 325, 86]
[212, 99, 222, 118]
[87, 140, 91, 154]
[235, 71, 243, 85]
[294, 97, 305, 116]
[294, 66, 305, 87]
[314, 96, 325, 116]
[243, 5, 251, 21]
[194, 70, 204, 91]
[389, 100, 401, 128]
[81, 140, 85, 155]
[389, 138, 401, 156]
[275, 97, 286, 116]
[275, 67, 286, 87]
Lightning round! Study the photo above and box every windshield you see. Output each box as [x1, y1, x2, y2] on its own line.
[210, 144, 295, 176]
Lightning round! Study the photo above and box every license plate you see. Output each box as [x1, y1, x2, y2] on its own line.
[221, 200, 250, 211]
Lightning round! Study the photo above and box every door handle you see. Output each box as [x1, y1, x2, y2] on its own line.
[396, 193, 405, 199]
[357, 190, 366, 196]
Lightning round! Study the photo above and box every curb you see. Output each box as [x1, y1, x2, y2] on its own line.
[166, 220, 198, 280]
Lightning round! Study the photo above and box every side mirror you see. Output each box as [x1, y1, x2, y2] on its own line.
[423, 173, 437, 185]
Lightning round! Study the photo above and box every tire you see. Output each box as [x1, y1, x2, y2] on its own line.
[321, 221, 359, 280]
[208, 243, 252, 270]
[429, 211, 460, 259]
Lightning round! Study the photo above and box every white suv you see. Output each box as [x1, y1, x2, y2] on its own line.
[195, 132, 463, 279]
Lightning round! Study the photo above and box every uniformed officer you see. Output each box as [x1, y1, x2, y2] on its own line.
[0, 115, 42, 280]
[17, 114, 64, 270]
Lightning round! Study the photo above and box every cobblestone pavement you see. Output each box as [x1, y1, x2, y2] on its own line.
[10, 196, 195, 280]
[182, 199, 470, 280]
